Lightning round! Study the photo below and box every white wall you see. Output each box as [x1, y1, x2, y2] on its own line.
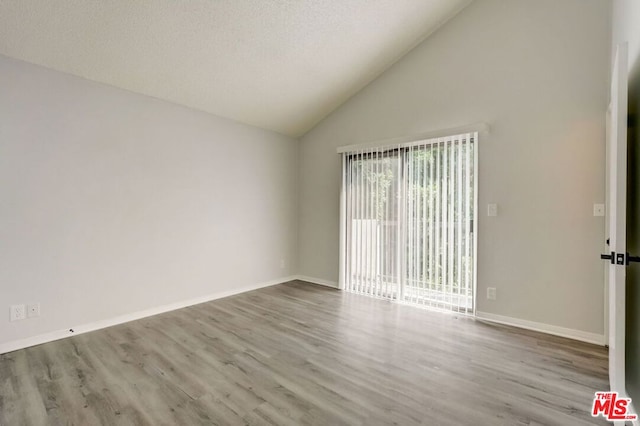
[299, 0, 610, 338]
[611, 0, 640, 405]
[0, 55, 298, 350]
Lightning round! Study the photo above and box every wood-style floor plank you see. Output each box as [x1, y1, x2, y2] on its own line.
[0, 281, 609, 425]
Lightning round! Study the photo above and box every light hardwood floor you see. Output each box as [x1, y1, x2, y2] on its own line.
[0, 281, 609, 425]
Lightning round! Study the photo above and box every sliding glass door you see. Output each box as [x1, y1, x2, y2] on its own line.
[341, 133, 477, 314]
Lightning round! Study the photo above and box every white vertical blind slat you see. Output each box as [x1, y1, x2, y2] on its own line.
[448, 138, 455, 312]
[412, 147, 417, 304]
[455, 135, 467, 312]
[395, 153, 402, 300]
[422, 144, 427, 304]
[442, 139, 448, 311]
[467, 136, 472, 306]
[375, 149, 380, 298]
[357, 149, 362, 293]
[465, 135, 472, 306]
[365, 150, 371, 296]
[429, 144, 435, 300]
[435, 139, 442, 309]
[350, 153, 355, 293]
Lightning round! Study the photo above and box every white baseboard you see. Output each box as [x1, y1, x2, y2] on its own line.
[290, 282, 606, 346]
[0, 276, 297, 355]
[294, 275, 339, 289]
[476, 311, 605, 346]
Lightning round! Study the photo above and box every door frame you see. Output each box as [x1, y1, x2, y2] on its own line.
[605, 41, 629, 406]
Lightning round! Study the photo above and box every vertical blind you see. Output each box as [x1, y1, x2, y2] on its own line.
[340, 132, 477, 314]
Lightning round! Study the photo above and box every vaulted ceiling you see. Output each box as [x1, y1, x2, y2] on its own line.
[0, 0, 472, 136]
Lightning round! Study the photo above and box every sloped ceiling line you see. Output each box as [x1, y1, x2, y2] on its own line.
[0, 0, 472, 136]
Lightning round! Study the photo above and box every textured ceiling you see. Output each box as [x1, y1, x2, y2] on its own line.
[0, 0, 472, 136]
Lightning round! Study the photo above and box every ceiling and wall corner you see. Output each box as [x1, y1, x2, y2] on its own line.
[0, 0, 472, 137]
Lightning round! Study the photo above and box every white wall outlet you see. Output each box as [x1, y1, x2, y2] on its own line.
[27, 303, 40, 318]
[593, 203, 605, 217]
[487, 204, 498, 217]
[280, 259, 286, 269]
[487, 287, 497, 300]
[10, 304, 26, 321]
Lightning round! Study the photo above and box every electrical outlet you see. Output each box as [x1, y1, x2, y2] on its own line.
[487, 287, 497, 300]
[10, 304, 26, 322]
[280, 259, 286, 269]
[487, 204, 498, 217]
[593, 203, 605, 217]
[27, 303, 40, 318]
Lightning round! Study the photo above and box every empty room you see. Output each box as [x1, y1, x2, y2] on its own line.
[1, 0, 640, 425]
